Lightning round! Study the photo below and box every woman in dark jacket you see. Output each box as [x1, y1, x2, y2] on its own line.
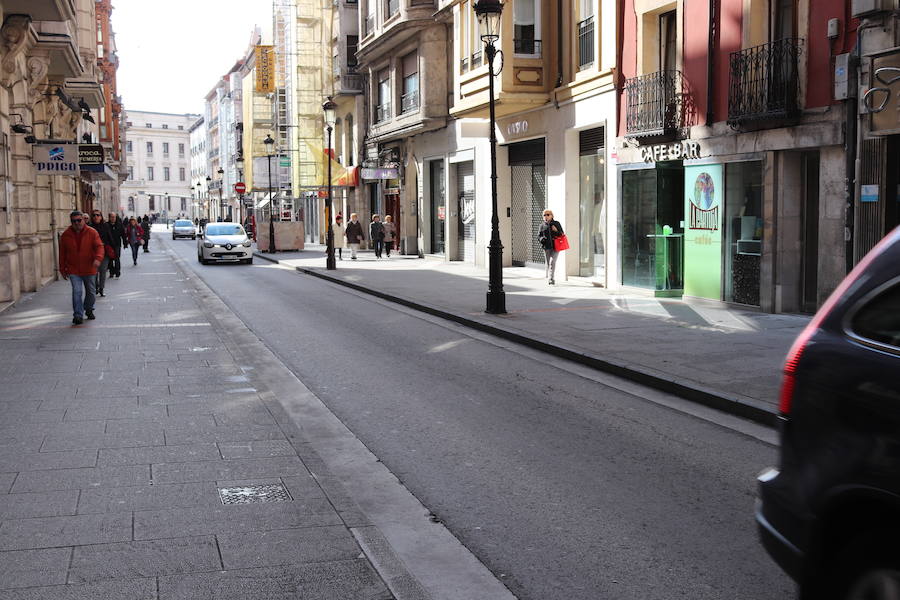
[369, 214, 385, 259]
[107, 212, 125, 278]
[88, 211, 114, 296]
[345, 213, 364, 259]
[538, 209, 564, 285]
[124, 217, 144, 266]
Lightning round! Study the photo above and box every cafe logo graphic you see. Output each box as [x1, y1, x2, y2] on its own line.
[689, 172, 718, 231]
[49, 147, 65, 160]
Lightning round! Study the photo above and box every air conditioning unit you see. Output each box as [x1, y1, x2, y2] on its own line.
[852, 0, 891, 17]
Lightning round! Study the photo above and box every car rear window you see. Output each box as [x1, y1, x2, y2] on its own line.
[851, 283, 900, 348]
[175, 220, 192, 226]
[206, 225, 245, 236]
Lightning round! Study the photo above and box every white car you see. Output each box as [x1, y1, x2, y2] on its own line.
[197, 222, 253, 265]
[172, 219, 196, 240]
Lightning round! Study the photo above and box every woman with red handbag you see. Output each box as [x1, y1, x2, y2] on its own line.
[538, 209, 566, 285]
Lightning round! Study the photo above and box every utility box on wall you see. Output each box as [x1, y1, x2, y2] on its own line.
[852, 0, 891, 17]
[835, 54, 851, 101]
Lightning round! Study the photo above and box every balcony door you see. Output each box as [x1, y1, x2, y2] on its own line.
[660, 10, 677, 73]
[772, 0, 796, 41]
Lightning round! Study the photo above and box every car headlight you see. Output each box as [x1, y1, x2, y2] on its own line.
[242, 240, 251, 247]
[203, 242, 214, 248]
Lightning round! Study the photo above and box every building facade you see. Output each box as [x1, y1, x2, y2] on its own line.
[119, 110, 198, 219]
[189, 116, 207, 220]
[616, 0, 857, 313]
[0, 0, 121, 306]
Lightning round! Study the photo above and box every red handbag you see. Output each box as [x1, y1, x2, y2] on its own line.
[553, 234, 570, 252]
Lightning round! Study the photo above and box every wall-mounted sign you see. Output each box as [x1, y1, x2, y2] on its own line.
[861, 184, 879, 203]
[498, 111, 546, 142]
[32, 144, 78, 175]
[255, 45, 275, 94]
[361, 167, 398, 180]
[78, 144, 104, 165]
[641, 141, 701, 163]
[684, 164, 724, 300]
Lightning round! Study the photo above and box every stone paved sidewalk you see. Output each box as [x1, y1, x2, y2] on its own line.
[0, 244, 510, 599]
[256, 244, 810, 423]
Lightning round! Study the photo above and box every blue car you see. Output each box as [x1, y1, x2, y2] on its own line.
[757, 226, 900, 600]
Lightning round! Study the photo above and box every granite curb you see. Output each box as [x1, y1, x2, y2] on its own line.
[254, 250, 776, 427]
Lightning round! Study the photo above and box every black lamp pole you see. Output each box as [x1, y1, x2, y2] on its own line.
[205, 176, 211, 224]
[475, 0, 506, 314]
[323, 96, 337, 270]
[264, 134, 275, 253]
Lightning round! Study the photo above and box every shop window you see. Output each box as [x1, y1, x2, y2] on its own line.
[724, 161, 763, 305]
[579, 127, 606, 279]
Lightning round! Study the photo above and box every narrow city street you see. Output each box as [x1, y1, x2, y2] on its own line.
[165, 235, 795, 600]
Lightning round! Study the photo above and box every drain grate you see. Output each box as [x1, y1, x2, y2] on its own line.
[218, 483, 293, 505]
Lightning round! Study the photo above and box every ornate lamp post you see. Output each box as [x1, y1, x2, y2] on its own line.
[216, 167, 225, 221]
[474, 0, 506, 314]
[264, 134, 276, 253]
[235, 154, 244, 226]
[205, 175, 212, 225]
[323, 96, 337, 270]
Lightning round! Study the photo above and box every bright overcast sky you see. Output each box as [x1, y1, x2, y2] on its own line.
[114, 0, 273, 115]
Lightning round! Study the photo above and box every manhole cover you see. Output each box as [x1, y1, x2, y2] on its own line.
[218, 484, 293, 505]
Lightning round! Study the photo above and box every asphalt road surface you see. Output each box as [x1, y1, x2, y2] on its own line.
[166, 235, 795, 600]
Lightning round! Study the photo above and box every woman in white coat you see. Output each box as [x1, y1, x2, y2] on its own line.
[332, 213, 346, 260]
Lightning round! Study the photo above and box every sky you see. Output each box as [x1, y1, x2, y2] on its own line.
[113, 0, 274, 115]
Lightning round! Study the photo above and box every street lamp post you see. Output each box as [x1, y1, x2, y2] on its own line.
[264, 134, 276, 253]
[235, 154, 244, 226]
[323, 97, 337, 270]
[205, 175, 212, 225]
[475, 0, 506, 314]
[217, 167, 225, 221]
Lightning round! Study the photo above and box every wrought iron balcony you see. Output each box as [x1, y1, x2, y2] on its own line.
[337, 72, 363, 94]
[578, 17, 594, 69]
[375, 103, 391, 123]
[728, 38, 803, 128]
[400, 90, 419, 114]
[624, 70, 683, 139]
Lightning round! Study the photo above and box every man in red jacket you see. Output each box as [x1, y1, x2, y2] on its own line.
[59, 210, 104, 325]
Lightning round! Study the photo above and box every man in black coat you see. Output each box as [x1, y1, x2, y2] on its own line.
[107, 212, 125, 278]
[88, 211, 114, 296]
[141, 215, 151, 252]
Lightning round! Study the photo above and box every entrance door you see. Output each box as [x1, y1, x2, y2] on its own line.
[801, 151, 820, 313]
[456, 162, 475, 261]
[384, 194, 400, 252]
[508, 139, 547, 266]
[430, 160, 445, 254]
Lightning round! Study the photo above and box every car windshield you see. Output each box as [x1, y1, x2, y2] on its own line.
[206, 224, 245, 236]
[175, 220, 192, 226]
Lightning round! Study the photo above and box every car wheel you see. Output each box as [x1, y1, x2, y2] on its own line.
[244, 257, 253, 265]
[830, 527, 900, 600]
[198, 254, 206, 265]
[172, 235, 176, 240]
[845, 569, 900, 600]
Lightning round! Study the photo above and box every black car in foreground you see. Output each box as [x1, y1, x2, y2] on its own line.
[757, 226, 900, 600]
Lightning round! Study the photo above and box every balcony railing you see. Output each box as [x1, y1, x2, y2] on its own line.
[728, 38, 803, 127]
[401, 90, 419, 114]
[376, 103, 391, 123]
[514, 38, 542, 56]
[624, 70, 683, 138]
[338, 72, 364, 93]
[578, 17, 594, 69]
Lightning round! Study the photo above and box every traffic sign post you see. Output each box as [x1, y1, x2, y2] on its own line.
[234, 182, 246, 194]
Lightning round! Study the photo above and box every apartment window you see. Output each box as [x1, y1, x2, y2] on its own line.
[126, 140, 133, 152]
[164, 167, 170, 181]
[146, 123, 152, 128]
[149, 195, 155, 211]
[365, 0, 376, 35]
[127, 196, 134, 211]
[376, 69, 391, 123]
[386, 0, 399, 18]
[180, 197, 186, 212]
[177, 125, 184, 130]
[347, 36, 359, 69]
[147, 167, 154, 181]
[163, 142, 169, 156]
[660, 10, 677, 72]
[577, 0, 595, 69]
[127, 166, 133, 180]
[401, 52, 419, 114]
[146, 141, 153, 154]
[513, 0, 541, 56]
[179, 167, 186, 181]
[178, 143, 185, 157]
[126, 121, 133, 126]
[162, 124, 169, 129]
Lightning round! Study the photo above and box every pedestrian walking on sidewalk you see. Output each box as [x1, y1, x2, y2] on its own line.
[59, 210, 104, 325]
[141, 215, 151, 252]
[332, 213, 345, 260]
[107, 212, 125, 278]
[538, 209, 564, 285]
[88, 211, 114, 297]
[370, 214, 385, 259]
[124, 217, 144, 266]
[383, 215, 396, 257]
[346, 213, 364, 260]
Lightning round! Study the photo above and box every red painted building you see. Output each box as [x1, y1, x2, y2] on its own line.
[614, 0, 857, 313]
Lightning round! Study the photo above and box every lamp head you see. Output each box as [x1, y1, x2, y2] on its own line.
[82, 112, 95, 124]
[217, 167, 224, 175]
[473, 0, 503, 39]
[235, 154, 244, 165]
[263, 134, 275, 155]
[322, 96, 337, 128]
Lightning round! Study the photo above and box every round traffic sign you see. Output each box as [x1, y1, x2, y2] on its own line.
[234, 182, 246, 194]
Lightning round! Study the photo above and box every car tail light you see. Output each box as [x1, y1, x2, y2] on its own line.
[777, 228, 898, 415]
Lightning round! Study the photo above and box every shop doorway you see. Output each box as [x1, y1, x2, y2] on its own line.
[800, 152, 820, 313]
[620, 163, 684, 291]
[456, 161, 475, 261]
[384, 193, 400, 253]
[579, 127, 606, 280]
[508, 139, 546, 266]
[430, 160, 445, 254]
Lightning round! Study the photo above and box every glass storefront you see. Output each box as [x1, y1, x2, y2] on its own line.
[429, 160, 445, 254]
[724, 161, 763, 306]
[621, 164, 684, 292]
[579, 128, 606, 280]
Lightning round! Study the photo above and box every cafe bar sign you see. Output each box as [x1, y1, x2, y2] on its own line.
[641, 140, 701, 163]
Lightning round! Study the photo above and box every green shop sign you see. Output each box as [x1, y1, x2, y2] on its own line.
[683, 164, 723, 300]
